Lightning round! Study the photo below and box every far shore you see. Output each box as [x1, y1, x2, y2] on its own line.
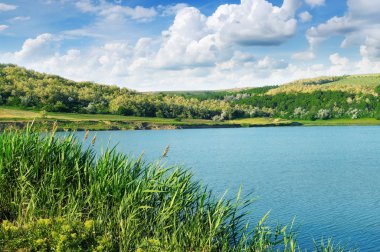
[1, 107, 380, 131]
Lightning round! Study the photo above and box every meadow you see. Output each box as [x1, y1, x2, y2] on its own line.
[1, 106, 380, 132]
[0, 107, 297, 131]
[267, 74, 380, 95]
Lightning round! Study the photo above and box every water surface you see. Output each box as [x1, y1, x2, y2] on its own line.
[73, 127, 380, 250]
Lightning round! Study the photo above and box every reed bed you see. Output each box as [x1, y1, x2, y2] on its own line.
[0, 126, 353, 251]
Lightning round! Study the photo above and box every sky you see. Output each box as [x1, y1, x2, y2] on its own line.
[0, 0, 380, 91]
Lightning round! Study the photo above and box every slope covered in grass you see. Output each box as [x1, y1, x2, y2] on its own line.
[267, 74, 380, 95]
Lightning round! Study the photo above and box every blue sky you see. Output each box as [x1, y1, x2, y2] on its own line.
[0, 0, 379, 91]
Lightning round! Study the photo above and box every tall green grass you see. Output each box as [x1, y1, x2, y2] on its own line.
[0, 126, 353, 251]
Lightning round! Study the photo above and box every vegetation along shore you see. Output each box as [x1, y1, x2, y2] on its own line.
[1, 64, 380, 130]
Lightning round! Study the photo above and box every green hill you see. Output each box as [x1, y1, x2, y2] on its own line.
[1, 63, 380, 122]
[156, 74, 380, 98]
[266, 74, 380, 95]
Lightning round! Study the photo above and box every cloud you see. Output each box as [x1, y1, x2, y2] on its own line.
[0, 32, 299, 91]
[305, 0, 325, 8]
[292, 50, 315, 60]
[3, 33, 379, 91]
[75, 0, 157, 22]
[208, 0, 300, 46]
[0, 3, 17, 11]
[299, 11, 312, 22]
[0, 24, 8, 31]
[257, 56, 288, 69]
[329, 53, 349, 66]
[62, 0, 302, 72]
[360, 36, 380, 61]
[159, 3, 189, 16]
[9, 16, 31, 22]
[64, 0, 158, 40]
[153, 0, 301, 70]
[154, 7, 221, 69]
[14, 33, 59, 60]
[307, 0, 380, 50]
[1, 35, 130, 84]
[5, 1, 380, 91]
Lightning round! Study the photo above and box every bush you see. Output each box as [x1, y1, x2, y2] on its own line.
[0, 218, 112, 251]
[39, 110, 48, 119]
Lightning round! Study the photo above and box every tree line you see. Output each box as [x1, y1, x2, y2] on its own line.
[1, 64, 380, 121]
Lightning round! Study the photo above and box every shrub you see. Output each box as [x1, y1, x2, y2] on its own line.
[0, 218, 112, 251]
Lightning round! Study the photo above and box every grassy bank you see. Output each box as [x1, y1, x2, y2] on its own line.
[0, 128, 354, 251]
[0, 107, 295, 131]
[1, 107, 379, 132]
[297, 118, 380, 126]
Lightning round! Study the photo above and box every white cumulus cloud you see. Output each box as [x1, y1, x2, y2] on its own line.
[0, 24, 8, 31]
[75, 0, 157, 22]
[0, 3, 17, 11]
[6, 0, 380, 91]
[208, 0, 300, 46]
[299, 11, 312, 22]
[305, 0, 325, 8]
[292, 50, 315, 60]
[153, 0, 301, 70]
[307, 0, 380, 49]
[14, 33, 59, 60]
[329, 53, 349, 66]
[9, 16, 31, 22]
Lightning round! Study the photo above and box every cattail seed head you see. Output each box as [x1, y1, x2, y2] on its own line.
[162, 145, 170, 158]
[91, 135, 97, 145]
[51, 122, 58, 135]
[84, 130, 89, 141]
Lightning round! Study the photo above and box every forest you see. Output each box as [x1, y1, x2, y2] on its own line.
[1, 64, 380, 121]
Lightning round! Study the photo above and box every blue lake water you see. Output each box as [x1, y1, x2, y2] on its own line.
[72, 127, 380, 251]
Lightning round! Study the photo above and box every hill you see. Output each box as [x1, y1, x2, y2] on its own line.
[1, 63, 380, 122]
[266, 74, 380, 95]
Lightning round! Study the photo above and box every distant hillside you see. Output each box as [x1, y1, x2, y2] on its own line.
[155, 86, 278, 101]
[156, 74, 380, 98]
[1, 63, 380, 121]
[0, 64, 250, 120]
[266, 74, 380, 95]
[0, 63, 134, 113]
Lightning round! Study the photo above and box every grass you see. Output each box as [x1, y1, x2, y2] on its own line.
[0, 127, 354, 251]
[297, 118, 380, 126]
[229, 118, 293, 126]
[0, 107, 295, 131]
[0, 106, 205, 124]
[267, 74, 380, 95]
[0, 107, 41, 120]
[1, 106, 379, 132]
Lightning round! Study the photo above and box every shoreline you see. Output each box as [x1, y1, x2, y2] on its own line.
[2, 118, 380, 132]
[2, 107, 380, 131]
[0, 120, 301, 132]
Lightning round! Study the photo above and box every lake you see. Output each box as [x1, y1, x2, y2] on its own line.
[73, 126, 380, 251]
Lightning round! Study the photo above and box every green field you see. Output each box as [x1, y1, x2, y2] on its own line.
[156, 74, 380, 97]
[0, 107, 296, 131]
[267, 74, 380, 95]
[1, 106, 380, 131]
[298, 118, 380, 126]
